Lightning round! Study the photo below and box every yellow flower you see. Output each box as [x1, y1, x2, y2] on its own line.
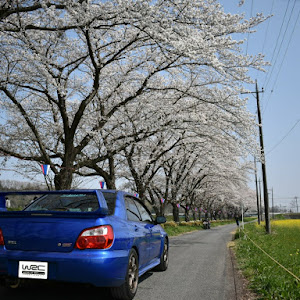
[272, 219, 300, 228]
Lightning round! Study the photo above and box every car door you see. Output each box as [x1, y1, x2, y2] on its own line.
[133, 200, 162, 263]
[124, 197, 150, 268]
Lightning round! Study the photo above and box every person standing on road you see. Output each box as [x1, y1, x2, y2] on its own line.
[235, 215, 240, 226]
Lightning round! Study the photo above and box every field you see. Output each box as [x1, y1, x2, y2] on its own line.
[235, 219, 300, 299]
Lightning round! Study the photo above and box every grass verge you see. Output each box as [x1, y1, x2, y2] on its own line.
[163, 224, 200, 236]
[162, 220, 202, 236]
[235, 220, 300, 299]
[163, 218, 257, 237]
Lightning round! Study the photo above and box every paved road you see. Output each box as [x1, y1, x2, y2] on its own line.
[0, 224, 238, 300]
[136, 224, 237, 300]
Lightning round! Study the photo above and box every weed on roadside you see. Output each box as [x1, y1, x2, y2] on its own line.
[235, 220, 300, 299]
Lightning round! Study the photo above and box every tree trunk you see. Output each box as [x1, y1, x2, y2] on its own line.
[184, 209, 190, 222]
[172, 204, 179, 222]
[192, 210, 196, 221]
[54, 168, 73, 190]
[106, 156, 116, 189]
[152, 205, 160, 217]
[104, 177, 116, 190]
[54, 136, 75, 190]
[159, 203, 165, 216]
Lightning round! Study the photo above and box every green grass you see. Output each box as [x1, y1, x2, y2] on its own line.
[244, 216, 258, 222]
[235, 220, 300, 299]
[163, 224, 200, 236]
[162, 218, 257, 237]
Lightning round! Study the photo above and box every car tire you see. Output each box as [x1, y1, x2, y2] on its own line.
[111, 248, 139, 300]
[4, 278, 24, 289]
[155, 238, 169, 271]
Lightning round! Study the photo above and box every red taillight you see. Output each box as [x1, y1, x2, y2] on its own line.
[0, 229, 4, 246]
[75, 225, 114, 250]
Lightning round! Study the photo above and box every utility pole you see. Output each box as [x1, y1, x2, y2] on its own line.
[295, 197, 299, 213]
[271, 188, 274, 219]
[242, 81, 271, 233]
[258, 179, 263, 221]
[254, 157, 261, 224]
[255, 81, 271, 233]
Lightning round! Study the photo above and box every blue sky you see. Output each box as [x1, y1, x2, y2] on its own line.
[221, 0, 300, 211]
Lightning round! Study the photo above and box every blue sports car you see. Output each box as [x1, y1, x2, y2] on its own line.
[0, 190, 168, 299]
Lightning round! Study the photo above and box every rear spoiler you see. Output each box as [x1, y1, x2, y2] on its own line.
[0, 190, 109, 215]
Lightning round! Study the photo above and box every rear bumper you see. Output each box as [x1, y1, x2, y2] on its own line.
[0, 246, 128, 287]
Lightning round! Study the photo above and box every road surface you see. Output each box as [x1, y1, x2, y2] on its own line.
[0, 224, 239, 300]
[136, 223, 238, 300]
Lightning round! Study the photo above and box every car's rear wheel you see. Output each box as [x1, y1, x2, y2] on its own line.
[4, 277, 24, 289]
[111, 248, 139, 300]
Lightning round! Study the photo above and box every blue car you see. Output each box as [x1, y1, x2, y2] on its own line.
[0, 190, 168, 299]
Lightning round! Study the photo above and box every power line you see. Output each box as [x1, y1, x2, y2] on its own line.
[271, 0, 296, 67]
[266, 119, 300, 155]
[261, 0, 275, 55]
[262, 3, 300, 115]
[255, 0, 275, 81]
[263, 0, 293, 91]
[269, 6, 300, 92]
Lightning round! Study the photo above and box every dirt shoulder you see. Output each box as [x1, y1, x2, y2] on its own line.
[227, 241, 258, 300]
[229, 247, 259, 300]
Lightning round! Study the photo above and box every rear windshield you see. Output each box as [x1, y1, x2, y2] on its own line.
[24, 193, 100, 212]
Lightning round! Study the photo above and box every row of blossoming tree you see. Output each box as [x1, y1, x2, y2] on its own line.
[0, 0, 267, 219]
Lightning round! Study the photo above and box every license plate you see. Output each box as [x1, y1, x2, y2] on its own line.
[18, 261, 48, 279]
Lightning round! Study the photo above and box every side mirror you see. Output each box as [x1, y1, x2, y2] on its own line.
[155, 216, 167, 224]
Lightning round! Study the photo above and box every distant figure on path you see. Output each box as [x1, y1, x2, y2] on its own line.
[235, 216, 240, 226]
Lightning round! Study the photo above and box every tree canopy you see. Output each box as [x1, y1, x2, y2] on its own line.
[0, 0, 267, 215]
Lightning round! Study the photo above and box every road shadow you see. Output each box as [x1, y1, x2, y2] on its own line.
[1, 272, 157, 300]
[170, 239, 208, 247]
[1, 282, 112, 300]
[138, 271, 153, 284]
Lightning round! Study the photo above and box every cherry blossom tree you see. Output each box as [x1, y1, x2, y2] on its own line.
[0, 0, 267, 190]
